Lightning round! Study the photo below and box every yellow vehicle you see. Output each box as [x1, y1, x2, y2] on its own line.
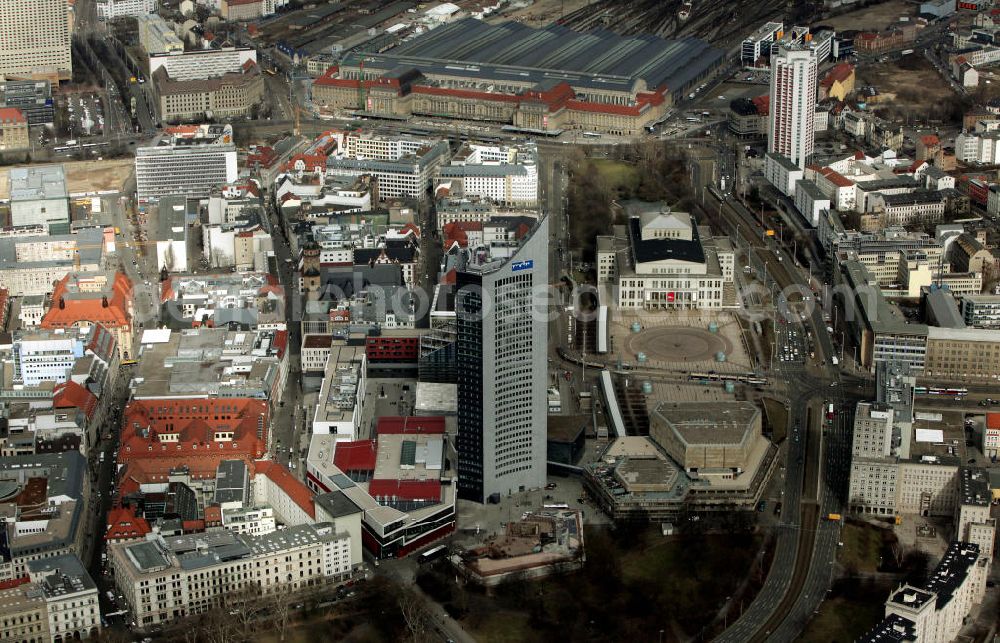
[826, 513, 842, 521]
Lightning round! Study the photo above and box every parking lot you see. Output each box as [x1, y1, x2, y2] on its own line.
[63, 92, 107, 138]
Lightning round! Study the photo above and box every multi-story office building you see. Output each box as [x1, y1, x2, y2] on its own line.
[96, 0, 156, 19]
[0, 0, 72, 83]
[961, 293, 1000, 327]
[12, 331, 87, 387]
[109, 523, 353, 629]
[455, 217, 549, 503]
[135, 124, 238, 201]
[148, 48, 257, 81]
[0, 80, 55, 126]
[9, 165, 70, 233]
[742, 21, 784, 64]
[136, 14, 184, 54]
[0, 228, 104, 297]
[435, 142, 538, 206]
[326, 138, 449, 201]
[154, 63, 265, 123]
[924, 326, 1000, 383]
[848, 399, 906, 516]
[769, 43, 817, 168]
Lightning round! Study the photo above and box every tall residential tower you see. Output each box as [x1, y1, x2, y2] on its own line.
[455, 217, 549, 503]
[768, 43, 817, 168]
[0, 0, 72, 83]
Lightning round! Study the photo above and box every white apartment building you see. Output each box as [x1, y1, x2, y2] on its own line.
[984, 416, 999, 458]
[861, 542, 987, 643]
[13, 334, 85, 387]
[956, 468, 995, 561]
[110, 524, 353, 628]
[135, 125, 238, 201]
[27, 555, 101, 643]
[765, 151, 804, 197]
[597, 207, 735, 310]
[955, 131, 1000, 164]
[148, 48, 257, 81]
[769, 43, 817, 168]
[794, 179, 830, 226]
[136, 14, 184, 55]
[435, 143, 539, 206]
[96, 0, 157, 19]
[221, 506, 277, 536]
[0, 0, 72, 82]
[327, 137, 450, 201]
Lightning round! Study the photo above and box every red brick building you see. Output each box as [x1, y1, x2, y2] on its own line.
[40, 271, 134, 359]
[119, 398, 270, 466]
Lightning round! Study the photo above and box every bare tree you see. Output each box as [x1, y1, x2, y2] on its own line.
[398, 589, 431, 642]
[267, 588, 293, 642]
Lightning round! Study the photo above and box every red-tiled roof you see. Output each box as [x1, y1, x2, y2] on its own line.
[376, 416, 446, 435]
[820, 63, 854, 88]
[182, 519, 205, 533]
[273, 329, 288, 359]
[921, 135, 940, 146]
[751, 94, 770, 116]
[255, 461, 315, 518]
[819, 166, 854, 188]
[0, 107, 25, 124]
[204, 504, 223, 524]
[0, 577, 29, 590]
[333, 440, 377, 472]
[987, 412, 1000, 430]
[105, 506, 151, 541]
[368, 479, 441, 502]
[53, 381, 98, 420]
[41, 272, 133, 332]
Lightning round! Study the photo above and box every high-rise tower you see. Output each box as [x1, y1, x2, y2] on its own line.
[769, 43, 817, 168]
[455, 217, 549, 503]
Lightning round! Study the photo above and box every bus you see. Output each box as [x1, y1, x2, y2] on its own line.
[265, 68, 277, 76]
[688, 372, 768, 386]
[582, 131, 601, 138]
[417, 545, 448, 564]
[685, 117, 700, 123]
[930, 387, 968, 397]
[543, 503, 569, 509]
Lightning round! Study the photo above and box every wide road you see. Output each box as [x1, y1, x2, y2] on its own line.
[710, 185, 849, 642]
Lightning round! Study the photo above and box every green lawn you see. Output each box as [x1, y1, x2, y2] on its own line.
[838, 522, 884, 573]
[591, 158, 641, 193]
[799, 596, 887, 643]
[468, 610, 537, 643]
[799, 577, 894, 643]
